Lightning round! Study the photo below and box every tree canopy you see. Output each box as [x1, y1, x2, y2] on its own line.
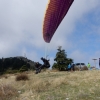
[52, 46, 73, 71]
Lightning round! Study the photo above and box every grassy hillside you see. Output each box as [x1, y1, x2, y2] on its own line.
[0, 70, 100, 100]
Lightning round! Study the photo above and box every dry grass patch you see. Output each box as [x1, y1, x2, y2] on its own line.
[0, 70, 100, 100]
[0, 84, 18, 100]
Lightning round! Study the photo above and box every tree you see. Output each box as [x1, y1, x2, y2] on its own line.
[0, 59, 3, 72]
[52, 46, 73, 71]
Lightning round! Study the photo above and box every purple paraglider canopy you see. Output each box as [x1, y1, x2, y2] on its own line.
[43, 0, 74, 43]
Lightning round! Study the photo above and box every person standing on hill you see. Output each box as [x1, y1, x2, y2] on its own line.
[87, 62, 90, 70]
[67, 63, 71, 71]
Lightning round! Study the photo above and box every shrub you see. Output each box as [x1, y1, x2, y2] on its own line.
[81, 66, 88, 70]
[74, 66, 80, 71]
[74, 66, 88, 71]
[16, 74, 29, 81]
[5, 69, 19, 74]
[19, 65, 28, 72]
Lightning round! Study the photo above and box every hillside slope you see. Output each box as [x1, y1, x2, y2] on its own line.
[0, 70, 100, 100]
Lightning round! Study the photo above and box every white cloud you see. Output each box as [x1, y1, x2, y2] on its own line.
[0, 0, 100, 67]
[49, 0, 100, 50]
[69, 50, 87, 63]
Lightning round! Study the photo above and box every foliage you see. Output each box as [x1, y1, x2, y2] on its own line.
[5, 69, 19, 74]
[0, 57, 34, 74]
[15, 74, 29, 81]
[20, 65, 28, 72]
[52, 46, 73, 71]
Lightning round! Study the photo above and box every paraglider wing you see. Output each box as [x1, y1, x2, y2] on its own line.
[43, 0, 74, 43]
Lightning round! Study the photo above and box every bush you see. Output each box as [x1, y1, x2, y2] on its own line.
[74, 66, 88, 71]
[81, 66, 88, 70]
[74, 66, 80, 71]
[16, 74, 29, 81]
[5, 69, 19, 74]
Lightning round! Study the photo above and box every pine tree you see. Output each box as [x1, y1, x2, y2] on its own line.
[52, 46, 73, 71]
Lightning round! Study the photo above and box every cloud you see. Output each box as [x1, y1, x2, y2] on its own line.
[0, 0, 100, 68]
[49, 0, 100, 50]
[69, 50, 87, 62]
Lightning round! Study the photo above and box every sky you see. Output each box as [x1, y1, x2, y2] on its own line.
[0, 0, 100, 68]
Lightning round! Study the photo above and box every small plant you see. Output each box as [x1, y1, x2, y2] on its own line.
[15, 74, 29, 81]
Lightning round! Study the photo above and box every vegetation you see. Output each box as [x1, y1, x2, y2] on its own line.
[0, 57, 35, 74]
[19, 65, 28, 72]
[16, 73, 29, 81]
[52, 46, 73, 71]
[0, 70, 100, 100]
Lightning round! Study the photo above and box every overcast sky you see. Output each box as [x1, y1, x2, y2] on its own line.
[0, 0, 100, 68]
